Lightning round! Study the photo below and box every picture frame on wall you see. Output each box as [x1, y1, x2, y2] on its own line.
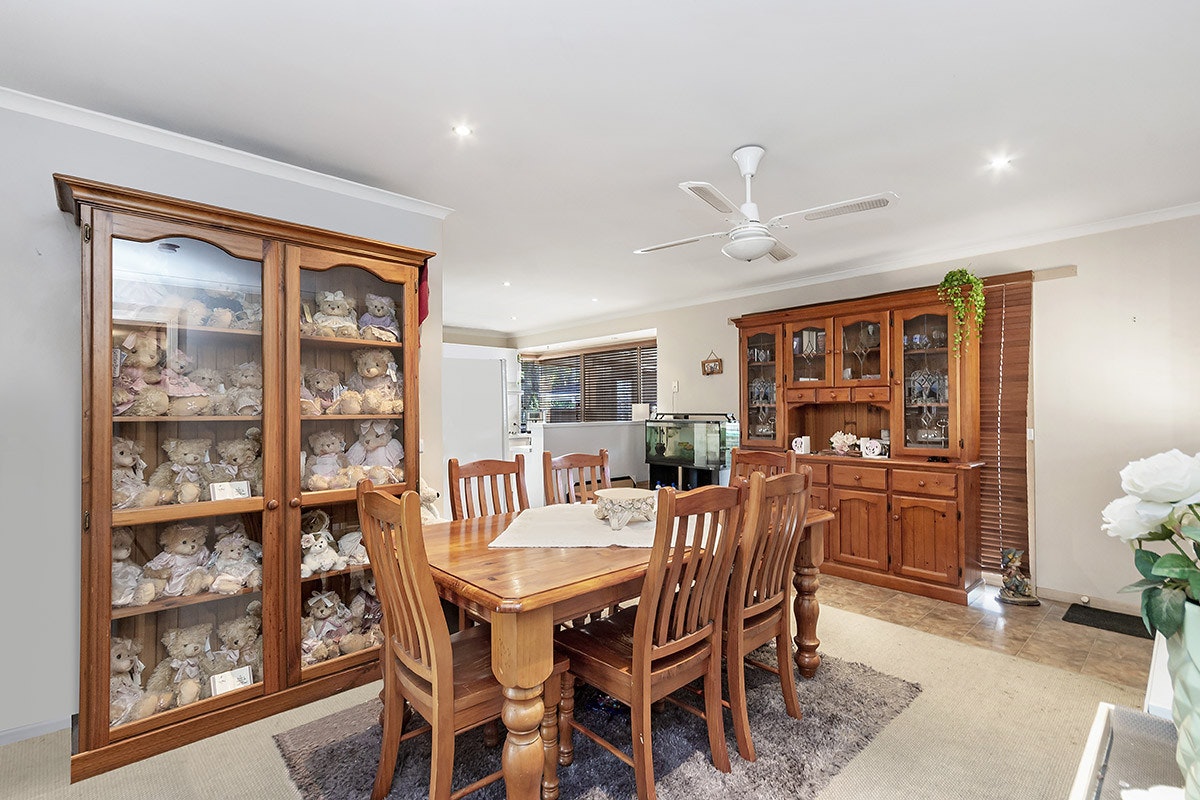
[701, 357, 723, 376]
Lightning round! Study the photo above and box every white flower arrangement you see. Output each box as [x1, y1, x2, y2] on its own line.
[1101, 448, 1200, 636]
[830, 431, 858, 453]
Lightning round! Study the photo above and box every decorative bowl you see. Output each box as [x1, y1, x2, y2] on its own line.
[594, 488, 656, 531]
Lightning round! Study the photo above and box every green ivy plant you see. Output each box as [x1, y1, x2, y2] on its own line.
[936, 268, 985, 357]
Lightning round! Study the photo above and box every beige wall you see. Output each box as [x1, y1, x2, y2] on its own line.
[516, 215, 1200, 613]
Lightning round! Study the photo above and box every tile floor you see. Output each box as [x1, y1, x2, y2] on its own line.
[816, 574, 1154, 690]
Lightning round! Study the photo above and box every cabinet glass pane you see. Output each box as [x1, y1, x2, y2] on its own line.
[745, 331, 777, 439]
[791, 325, 827, 382]
[900, 312, 951, 451]
[840, 319, 884, 381]
[297, 265, 402, 671]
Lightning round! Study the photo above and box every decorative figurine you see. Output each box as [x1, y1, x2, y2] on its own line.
[997, 547, 1040, 606]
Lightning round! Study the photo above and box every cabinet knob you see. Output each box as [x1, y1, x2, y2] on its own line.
[831, 506, 838, 512]
[266, 499, 279, 510]
[918, 480, 926, 487]
[893, 514, 900, 520]
[289, 497, 302, 508]
[853, 474, 861, 481]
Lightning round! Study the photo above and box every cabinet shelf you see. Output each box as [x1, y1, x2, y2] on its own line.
[903, 402, 949, 408]
[113, 415, 263, 424]
[300, 414, 404, 422]
[112, 496, 263, 526]
[301, 482, 404, 506]
[113, 320, 262, 340]
[301, 564, 372, 582]
[111, 587, 261, 620]
[300, 334, 402, 350]
[903, 347, 949, 355]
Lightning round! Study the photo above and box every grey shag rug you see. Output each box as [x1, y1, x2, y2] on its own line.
[274, 650, 920, 800]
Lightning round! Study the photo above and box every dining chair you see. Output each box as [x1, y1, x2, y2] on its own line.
[724, 467, 813, 762]
[356, 480, 570, 800]
[554, 483, 746, 800]
[543, 449, 611, 504]
[447, 454, 530, 520]
[727, 446, 798, 484]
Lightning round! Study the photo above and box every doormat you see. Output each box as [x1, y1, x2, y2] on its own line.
[1062, 603, 1152, 640]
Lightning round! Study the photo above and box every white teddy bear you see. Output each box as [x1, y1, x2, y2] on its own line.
[300, 532, 348, 578]
[419, 476, 445, 523]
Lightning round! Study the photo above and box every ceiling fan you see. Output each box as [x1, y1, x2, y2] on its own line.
[634, 145, 898, 263]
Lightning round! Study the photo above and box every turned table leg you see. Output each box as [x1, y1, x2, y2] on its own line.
[492, 607, 554, 800]
[793, 519, 825, 679]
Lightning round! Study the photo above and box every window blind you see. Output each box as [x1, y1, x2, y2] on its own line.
[522, 343, 656, 423]
[977, 274, 1033, 575]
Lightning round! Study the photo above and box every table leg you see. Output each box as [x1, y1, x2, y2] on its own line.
[492, 607, 554, 800]
[793, 520, 825, 679]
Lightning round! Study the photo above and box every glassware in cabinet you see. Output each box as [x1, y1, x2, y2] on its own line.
[785, 318, 832, 386]
[891, 307, 955, 456]
[740, 325, 782, 445]
[833, 312, 889, 386]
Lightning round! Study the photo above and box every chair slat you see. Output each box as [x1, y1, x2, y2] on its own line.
[543, 450, 611, 505]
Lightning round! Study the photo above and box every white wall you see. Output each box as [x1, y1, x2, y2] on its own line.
[515, 215, 1200, 614]
[0, 95, 445, 738]
[542, 422, 649, 487]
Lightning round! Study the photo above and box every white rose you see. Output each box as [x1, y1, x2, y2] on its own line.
[1101, 495, 1165, 542]
[1120, 449, 1200, 503]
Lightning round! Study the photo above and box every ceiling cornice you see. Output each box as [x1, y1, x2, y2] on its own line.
[0, 86, 454, 220]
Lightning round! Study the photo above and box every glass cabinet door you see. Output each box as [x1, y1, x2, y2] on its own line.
[785, 318, 832, 386]
[287, 246, 415, 680]
[833, 313, 889, 386]
[104, 219, 272, 739]
[891, 305, 957, 457]
[741, 325, 782, 446]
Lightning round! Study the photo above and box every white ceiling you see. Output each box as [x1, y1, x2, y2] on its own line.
[4, 2, 1199, 337]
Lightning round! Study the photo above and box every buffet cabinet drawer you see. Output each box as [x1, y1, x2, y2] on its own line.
[805, 462, 829, 485]
[786, 387, 818, 404]
[892, 469, 957, 497]
[830, 465, 888, 491]
[817, 387, 852, 403]
[851, 386, 891, 403]
[809, 485, 830, 512]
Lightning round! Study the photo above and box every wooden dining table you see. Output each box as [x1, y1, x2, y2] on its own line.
[420, 505, 835, 800]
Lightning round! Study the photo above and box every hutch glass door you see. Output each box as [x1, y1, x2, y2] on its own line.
[894, 307, 954, 455]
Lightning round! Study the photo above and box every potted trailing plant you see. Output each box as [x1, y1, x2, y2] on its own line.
[1102, 448, 1200, 797]
[936, 268, 985, 357]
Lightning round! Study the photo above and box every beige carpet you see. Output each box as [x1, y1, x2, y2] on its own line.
[0, 606, 1142, 800]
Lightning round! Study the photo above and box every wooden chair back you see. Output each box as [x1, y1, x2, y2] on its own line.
[730, 467, 813, 622]
[543, 449, 611, 504]
[636, 484, 745, 664]
[447, 454, 530, 520]
[728, 447, 798, 484]
[356, 481, 452, 705]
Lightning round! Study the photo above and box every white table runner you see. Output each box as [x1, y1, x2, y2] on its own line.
[487, 503, 657, 548]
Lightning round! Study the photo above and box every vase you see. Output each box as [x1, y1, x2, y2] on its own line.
[1167, 601, 1200, 799]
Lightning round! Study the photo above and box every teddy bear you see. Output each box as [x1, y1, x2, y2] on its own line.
[342, 572, 384, 654]
[337, 530, 369, 567]
[346, 419, 405, 485]
[204, 601, 263, 684]
[212, 361, 263, 416]
[188, 368, 226, 415]
[207, 530, 263, 594]
[111, 527, 159, 607]
[300, 530, 349, 578]
[346, 348, 403, 415]
[148, 437, 213, 504]
[112, 436, 174, 509]
[358, 292, 400, 342]
[160, 349, 210, 416]
[302, 367, 363, 416]
[113, 329, 169, 417]
[419, 476, 446, 523]
[206, 428, 263, 497]
[232, 298, 263, 330]
[300, 590, 355, 664]
[110, 637, 173, 726]
[303, 290, 359, 338]
[145, 623, 212, 707]
[302, 429, 357, 491]
[140, 522, 214, 599]
[204, 306, 235, 328]
[181, 298, 210, 327]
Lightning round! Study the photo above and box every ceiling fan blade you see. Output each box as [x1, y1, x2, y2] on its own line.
[766, 191, 899, 227]
[766, 240, 796, 262]
[633, 231, 728, 254]
[678, 182, 740, 215]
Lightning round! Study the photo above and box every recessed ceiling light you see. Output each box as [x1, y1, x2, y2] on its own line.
[502, 281, 511, 287]
[591, 297, 599, 302]
[510, 315, 518, 320]
[452, 124, 474, 137]
[988, 155, 1013, 171]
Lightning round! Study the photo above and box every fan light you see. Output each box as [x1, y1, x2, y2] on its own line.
[722, 234, 775, 262]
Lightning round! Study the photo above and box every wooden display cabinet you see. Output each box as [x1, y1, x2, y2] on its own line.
[58, 175, 430, 779]
[733, 284, 982, 603]
[738, 323, 784, 447]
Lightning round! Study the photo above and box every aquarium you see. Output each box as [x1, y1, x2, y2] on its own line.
[644, 413, 739, 469]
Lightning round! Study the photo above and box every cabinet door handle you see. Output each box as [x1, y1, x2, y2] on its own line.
[892, 514, 900, 521]
[831, 506, 839, 512]
[289, 497, 302, 508]
[266, 499, 279, 510]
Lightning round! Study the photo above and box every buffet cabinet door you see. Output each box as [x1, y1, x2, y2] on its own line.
[740, 323, 784, 447]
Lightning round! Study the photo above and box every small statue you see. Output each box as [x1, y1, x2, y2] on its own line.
[997, 547, 1040, 606]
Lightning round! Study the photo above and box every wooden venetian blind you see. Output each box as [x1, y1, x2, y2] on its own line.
[977, 273, 1033, 574]
[522, 343, 657, 423]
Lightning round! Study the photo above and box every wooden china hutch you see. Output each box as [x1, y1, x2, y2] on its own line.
[734, 285, 983, 605]
[58, 176, 429, 778]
